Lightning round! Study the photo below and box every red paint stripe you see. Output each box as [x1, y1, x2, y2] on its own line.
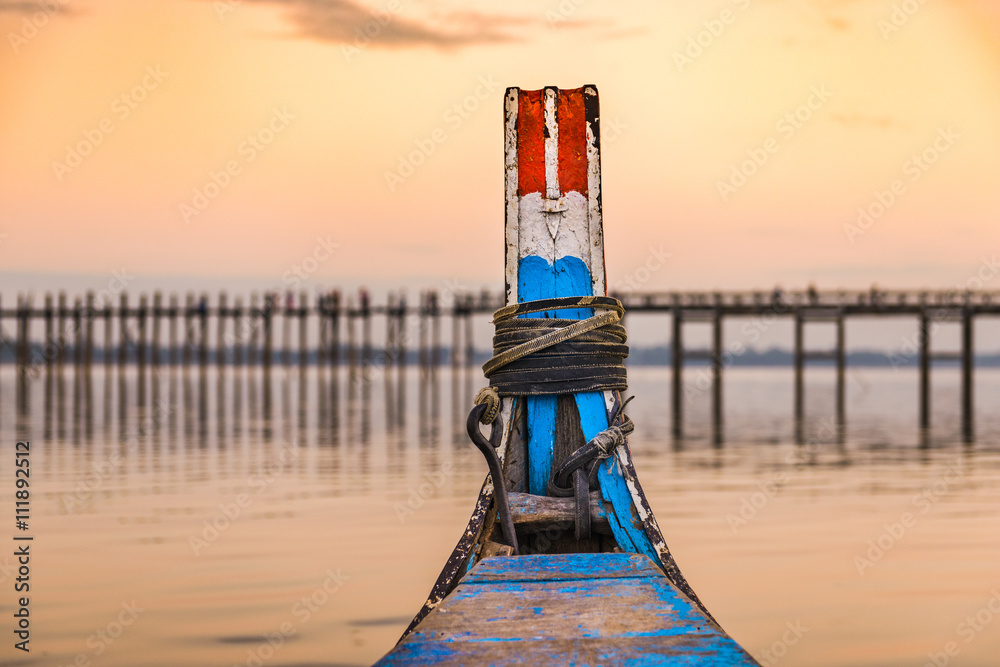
[517, 90, 545, 196]
[558, 88, 588, 196]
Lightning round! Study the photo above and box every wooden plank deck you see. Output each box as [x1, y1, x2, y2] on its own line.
[376, 553, 758, 666]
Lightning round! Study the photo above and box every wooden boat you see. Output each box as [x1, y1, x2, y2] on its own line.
[376, 85, 759, 666]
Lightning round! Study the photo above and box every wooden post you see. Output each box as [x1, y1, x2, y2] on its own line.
[85, 291, 95, 369]
[44, 294, 54, 371]
[183, 293, 194, 367]
[263, 292, 273, 369]
[464, 294, 474, 368]
[671, 306, 682, 437]
[73, 296, 83, 368]
[119, 292, 129, 366]
[419, 292, 428, 371]
[58, 291, 67, 368]
[299, 290, 308, 367]
[919, 308, 930, 430]
[452, 297, 461, 368]
[361, 288, 371, 374]
[429, 291, 439, 368]
[398, 292, 408, 367]
[199, 293, 209, 367]
[102, 293, 112, 368]
[217, 291, 228, 366]
[835, 310, 845, 427]
[711, 308, 722, 435]
[137, 293, 148, 367]
[152, 292, 162, 367]
[794, 308, 804, 425]
[330, 290, 341, 367]
[250, 292, 260, 367]
[318, 293, 328, 366]
[387, 292, 398, 370]
[233, 296, 244, 367]
[282, 290, 292, 366]
[961, 305, 974, 441]
[168, 294, 178, 366]
[346, 296, 356, 371]
[15, 295, 26, 370]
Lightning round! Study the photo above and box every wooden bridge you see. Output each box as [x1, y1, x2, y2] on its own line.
[3, 287, 997, 440]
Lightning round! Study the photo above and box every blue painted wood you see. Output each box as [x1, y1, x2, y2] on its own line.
[519, 254, 555, 495]
[376, 553, 759, 666]
[518, 254, 594, 495]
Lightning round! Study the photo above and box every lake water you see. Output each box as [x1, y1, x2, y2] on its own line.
[1, 362, 999, 667]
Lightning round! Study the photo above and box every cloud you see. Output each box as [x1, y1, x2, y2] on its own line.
[0, 0, 73, 13]
[238, 0, 547, 49]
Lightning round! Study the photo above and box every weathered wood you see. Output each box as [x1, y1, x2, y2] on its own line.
[919, 309, 930, 429]
[299, 290, 308, 366]
[217, 291, 227, 365]
[85, 291, 95, 368]
[151, 292, 162, 367]
[119, 293, 129, 366]
[836, 310, 845, 425]
[961, 305, 973, 442]
[378, 554, 758, 666]
[478, 542, 514, 559]
[671, 308, 682, 437]
[508, 491, 612, 535]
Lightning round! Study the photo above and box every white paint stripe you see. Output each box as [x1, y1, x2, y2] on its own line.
[504, 87, 520, 307]
[544, 88, 559, 201]
[584, 85, 606, 296]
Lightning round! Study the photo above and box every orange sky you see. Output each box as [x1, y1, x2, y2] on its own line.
[1, 0, 998, 293]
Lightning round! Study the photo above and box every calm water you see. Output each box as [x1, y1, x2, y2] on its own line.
[1, 362, 999, 666]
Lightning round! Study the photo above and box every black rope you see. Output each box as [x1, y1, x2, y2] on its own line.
[484, 296, 629, 396]
[547, 397, 635, 540]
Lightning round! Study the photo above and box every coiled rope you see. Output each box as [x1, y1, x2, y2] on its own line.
[483, 296, 629, 396]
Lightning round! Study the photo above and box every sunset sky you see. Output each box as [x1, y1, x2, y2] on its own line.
[1, 0, 998, 296]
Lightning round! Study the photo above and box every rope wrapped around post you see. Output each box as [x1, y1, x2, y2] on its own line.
[548, 397, 635, 540]
[483, 296, 628, 396]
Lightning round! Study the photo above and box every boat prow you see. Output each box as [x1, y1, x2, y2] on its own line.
[376, 85, 759, 666]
